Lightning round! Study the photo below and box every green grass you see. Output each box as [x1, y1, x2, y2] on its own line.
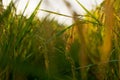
[0, 0, 120, 80]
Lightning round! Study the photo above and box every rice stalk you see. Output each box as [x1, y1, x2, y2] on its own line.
[73, 12, 88, 80]
[62, 1, 78, 80]
[98, 0, 114, 79]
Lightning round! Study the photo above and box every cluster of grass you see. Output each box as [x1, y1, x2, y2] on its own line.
[0, 0, 120, 80]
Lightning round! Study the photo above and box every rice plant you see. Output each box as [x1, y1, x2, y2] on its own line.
[0, 0, 120, 80]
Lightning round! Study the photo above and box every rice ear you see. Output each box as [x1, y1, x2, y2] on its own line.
[98, 0, 114, 79]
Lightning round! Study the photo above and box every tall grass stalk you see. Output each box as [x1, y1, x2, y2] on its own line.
[73, 12, 88, 80]
[98, 0, 114, 79]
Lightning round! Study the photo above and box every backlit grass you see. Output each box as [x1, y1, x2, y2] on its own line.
[0, 0, 120, 80]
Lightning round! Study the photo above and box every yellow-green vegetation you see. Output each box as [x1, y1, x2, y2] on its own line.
[0, 0, 120, 80]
